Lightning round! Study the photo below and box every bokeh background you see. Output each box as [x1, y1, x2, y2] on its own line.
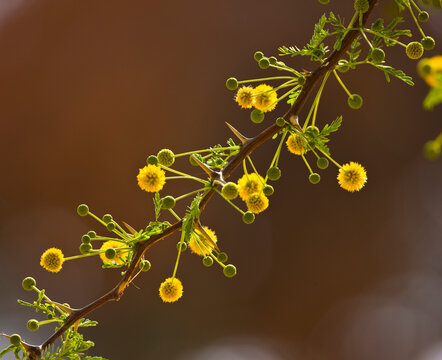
[0, 1, 441, 359]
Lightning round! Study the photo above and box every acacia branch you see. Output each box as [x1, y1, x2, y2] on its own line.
[29, 1, 379, 358]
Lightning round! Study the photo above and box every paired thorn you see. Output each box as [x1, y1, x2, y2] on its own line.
[1, 334, 42, 360]
[225, 122, 251, 145]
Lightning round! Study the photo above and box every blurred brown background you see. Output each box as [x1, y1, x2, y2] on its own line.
[0, 1, 441, 359]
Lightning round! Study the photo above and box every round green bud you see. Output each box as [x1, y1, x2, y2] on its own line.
[418, 11, 429, 22]
[306, 125, 320, 137]
[177, 241, 187, 252]
[161, 196, 176, 209]
[309, 173, 321, 184]
[102, 214, 113, 223]
[80, 243, 92, 254]
[354, 0, 369, 13]
[105, 248, 116, 259]
[77, 204, 89, 216]
[370, 48, 385, 63]
[10, 334, 21, 346]
[276, 117, 286, 127]
[348, 94, 363, 109]
[189, 155, 198, 166]
[27, 319, 39, 332]
[146, 155, 158, 165]
[203, 256, 213, 267]
[81, 234, 91, 244]
[406, 42, 424, 60]
[258, 57, 270, 69]
[22, 277, 36, 291]
[139, 259, 151, 272]
[254, 51, 264, 62]
[423, 140, 441, 160]
[222, 182, 239, 200]
[316, 157, 329, 169]
[106, 221, 116, 231]
[297, 76, 306, 86]
[418, 59, 432, 77]
[421, 36, 435, 51]
[217, 252, 228, 263]
[312, 48, 325, 60]
[269, 56, 277, 65]
[157, 149, 175, 167]
[371, 18, 384, 31]
[318, 0, 330, 4]
[87, 231, 96, 238]
[267, 167, 282, 181]
[250, 109, 264, 124]
[337, 59, 350, 73]
[263, 185, 274, 196]
[243, 211, 255, 224]
[226, 77, 238, 91]
[223, 264, 237, 278]
[47, 314, 53, 320]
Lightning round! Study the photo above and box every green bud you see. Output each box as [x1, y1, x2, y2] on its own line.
[81, 234, 91, 244]
[297, 76, 306, 86]
[106, 221, 116, 231]
[306, 125, 320, 137]
[370, 48, 385, 63]
[276, 117, 285, 127]
[27, 319, 39, 332]
[267, 167, 282, 181]
[202, 256, 213, 267]
[189, 155, 198, 166]
[226, 77, 239, 91]
[157, 149, 175, 167]
[77, 204, 89, 216]
[421, 36, 435, 51]
[254, 51, 264, 62]
[263, 185, 274, 196]
[406, 42, 424, 60]
[309, 173, 321, 184]
[418, 11, 429, 22]
[87, 231, 96, 238]
[318, 0, 330, 4]
[10, 334, 21, 346]
[337, 59, 350, 73]
[259, 57, 270, 69]
[22, 277, 36, 291]
[223, 264, 237, 278]
[250, 109, 264, 124]
[146, 155, 159, 165]
[80, 243, 92, 254]
[347, 94, 363, 109]
[139, 259, 151, 272]
[316, 157, 329, 169]
[177, 242, 187, 252]
[269, 57, 277, 65]
[312, 48, 325, 60]
[243, 211, 255, 224]
[47, 314, 53, 320]
[217, 252, 228, 263]
[105, 248, 116, 259]
[222, 182, 239, 200]
[161, 196, 176, 209]
[102, 214, 113, 223]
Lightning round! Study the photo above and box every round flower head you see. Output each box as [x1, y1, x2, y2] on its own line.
[189, 226, 217, 256]
[157, 149, 175, 167]
[40, 248, 64, 273]
[99, 240, 129, 265]
[418, 56, 442, 88]
[337, 162, 367, 192]
[237, 173, 265, 201]
[253, 84, 277, 112]
[246, 192, 269, 214]
[159, 277, 183, 303]
[286, 134, 307, 155]
[222, 182, 239, 200]
[235, 86, 254, 109]
[137, 165, 166, 193]
[406, 42, 424, 60]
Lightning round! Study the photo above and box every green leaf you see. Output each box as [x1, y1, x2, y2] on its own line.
[321, 116, 343, 137]
[372, 64, 414, 86]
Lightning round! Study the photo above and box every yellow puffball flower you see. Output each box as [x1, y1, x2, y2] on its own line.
[286, 133, 307, 155]
[137, 164, 166, 193]
[40, 248, 64, 273]
[188, 226, 217, 256]
[235, 86, 254, 109]
[246, 192, 269, 214]
[237, 173, 265, 201]
[418, 56, 442, 88]
[253, 84, 277, 112]
[99, 240, 129, 265]
[159, 277, 183, 303]
[337, 162, 367, 192]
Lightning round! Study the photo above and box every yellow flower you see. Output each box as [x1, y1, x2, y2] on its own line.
[237, 173, 265, 201]
[286, 134, 307, 155]
[159, 277, 183, 303]
[99, 240, 129, 265]
[246, 192, 269, 214]
[418, 56, 442, 88]
[337, 162, 367, 192]
[40, 248, 64, 273]
[137, 165, 166, 192]
[188, 226, 217, 256]
[235, 86, 254, 109]
[253, 84, 277, 112]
